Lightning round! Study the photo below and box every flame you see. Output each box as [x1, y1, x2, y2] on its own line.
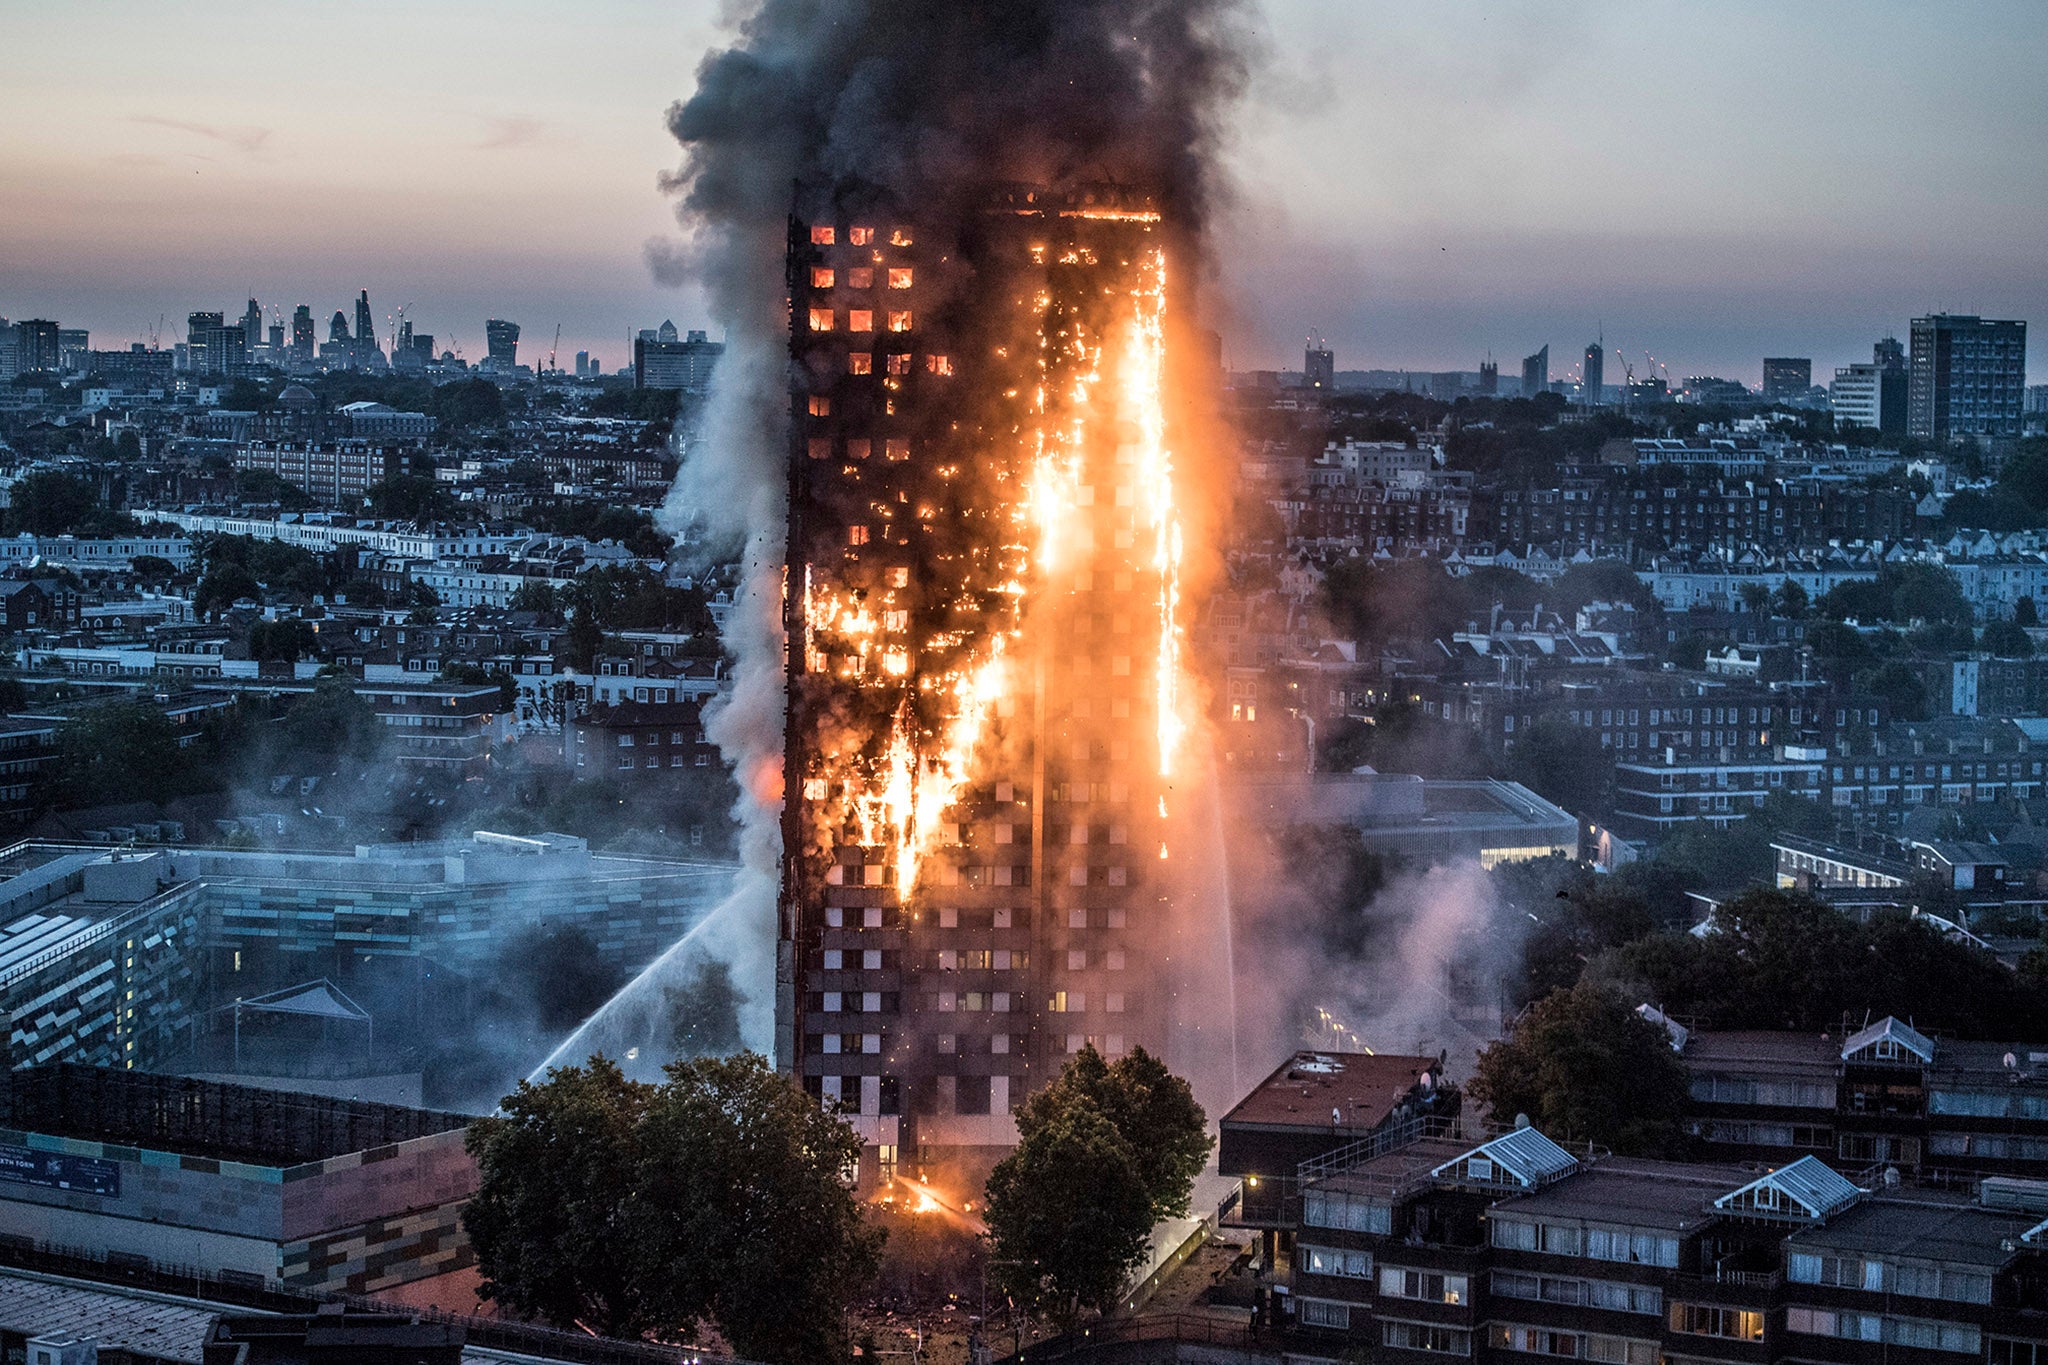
[800, 235, 1189, 903]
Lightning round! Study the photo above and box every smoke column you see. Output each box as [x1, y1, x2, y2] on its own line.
[647, 1, 1257, 1072]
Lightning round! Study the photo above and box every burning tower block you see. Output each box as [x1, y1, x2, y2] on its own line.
[780, 183, 1187, 1188]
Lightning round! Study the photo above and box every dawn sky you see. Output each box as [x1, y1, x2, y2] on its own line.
[3, 0, 2043, 384]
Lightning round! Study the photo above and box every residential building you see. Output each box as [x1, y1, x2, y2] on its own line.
[13, 321, 61, 374]
[568, 698, 719, 788]
[1911, 314, 2028, 443]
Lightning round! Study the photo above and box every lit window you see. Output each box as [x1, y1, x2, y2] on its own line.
[887, 311, 913, 332]
[810, 225, 835, 245]
[849, 526, 869, 546]
[808, 438, 832, 460]
[808, 307, 835, 332]
[847, 438, 871, 460]
[847, 267, 874, 289]
[809, 396, 831, 417]
[884, 439, 910, 462]
[888, 268, 914, 289]
[889, 227, 913, 245]
[810, 266, 835, 288]
[849, 352, 873, 375]
[926, 354, 953, 376]
[849, 226, 875, 246]
[848, 310, 874, 333]
[887, 353, 912, 375]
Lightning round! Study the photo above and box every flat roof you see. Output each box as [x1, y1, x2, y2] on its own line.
[1221, 1050, 1441, 1136]
[1786, 1196, 2035, 1269]
[1683, 1030, 1840, 1076]
[0, 1269, 216, 1363]
[1492, 1157, 1757, 1233]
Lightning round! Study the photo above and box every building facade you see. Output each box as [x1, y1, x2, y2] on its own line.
[1911, 314, 2028, 443]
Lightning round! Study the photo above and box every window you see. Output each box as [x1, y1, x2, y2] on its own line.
[888, 267, 913, 289]
[1991, 1338, 2047, 1365]
[888, 353, 913, 375]
[848, 309, 874, 332]
[1296, 1298, 1350, 1331]
[927, 354, 953, 376]
[848, 226, 874, 245]
[810, 225, 835, 245]
[887, 310, 913, 332]
[1491, 1272, 1658, 1316]
[849, 352, 873, 375]
[1379, 1321, 1468, 1355]
[810, 266, 835, 288]
[808, 396, 831, 416]
[1667, 1304, 1763, 1342]
[846, 266, 874, 288]
[1379, 1267, 1467, 1305]
[1489, 1325, 1653, 1365]
[808, 307, 835, 332]
[1299, 1245, 1371, 1279]
[1302, 1188, 1392, 1234]
[885, 438, 910, 461]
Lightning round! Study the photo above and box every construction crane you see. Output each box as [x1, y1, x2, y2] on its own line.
[548, 323, 562, 376]
[146, 313, 165, 351]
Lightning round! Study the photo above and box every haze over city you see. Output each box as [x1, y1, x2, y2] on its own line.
[5, 0, 2044, 382]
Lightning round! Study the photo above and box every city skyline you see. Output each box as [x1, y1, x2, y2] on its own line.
[3, 1, 2044, 383]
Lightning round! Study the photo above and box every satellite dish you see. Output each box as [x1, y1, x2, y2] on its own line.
[2005, 1052, 2019, 1070]
[1882, 1167, 1901, 1187]
[1514, 1112, 1531, 1130]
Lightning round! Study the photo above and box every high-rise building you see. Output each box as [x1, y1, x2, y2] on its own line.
[635, 329, 722, 393]
[1304, 335, 1334, 391]
[329, 311, 350, 344]
[1761, 357, 1812, 401]
[185, 312, 225, 374]
[242, 299, 263, 353]
[56, 328, 89, 371]
[1874, 335, 1905, 371]
[1909, 313, 2028, 442]
[353, 290, 380, 366]
[484, 319, 520, 373]
[781, 185, 1180, 1186]
[1873, 335, 1908, 436]
[13, 321, 61, 373]
[1520, 345, 1548, 398]
[575, 350, 592, 379]
[1829, 363, 1885, 430]
[1478, 360, 1498, 396]
[290, 306, 315, 363]
[1581, 339, 1604, 406]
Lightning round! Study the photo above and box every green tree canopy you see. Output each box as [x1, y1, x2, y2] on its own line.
[985, 1045, 1210, 1322]
[50, 701, 193, 808]
[1468, 981, 1690, 1156]
[7, 471, 99, 536]
[465, 1053, 879, 1363]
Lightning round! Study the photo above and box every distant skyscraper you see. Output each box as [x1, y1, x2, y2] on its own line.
[291, 306, 315, 362]
[1304, 334, 1334, 391]
[635, 328, 722, 393]
[656, 318, 679, 344]
[242, 299, 263, 353]
[1761, 357, 1812, 402]
[56, 328, 89, 371]
[1874, 336, 1905, 371]
[1872, 337, 1908, 437]
[329, 311, 350, 344]
[1829, 364, 1885, 430]
[1479, 359, 1498, 395]
[1909, 314, 2028, 442]
[1521, 344, 1549, 398]
[485, 319, 520, 372]
[1582, 339, 1604, 406]
[186, 312, 225, 373]
[14, 320, 61, 373]
[575, 350, 592, 378]
[353, 290, 379, 364]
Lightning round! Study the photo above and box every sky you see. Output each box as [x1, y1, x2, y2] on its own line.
[2, 1, 2043, 385]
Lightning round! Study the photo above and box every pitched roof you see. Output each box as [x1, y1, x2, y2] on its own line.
[1842, 1016, 1936, 1065]
[1714, 1155, 1863, 1223]
[1430, 1126, 1578, 1190]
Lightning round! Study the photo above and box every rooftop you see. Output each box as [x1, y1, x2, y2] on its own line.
[1492, 1156, 1757, 1234]
[1220, 1050, 1442, 1136]
[1786, 1196, 2036, 1268]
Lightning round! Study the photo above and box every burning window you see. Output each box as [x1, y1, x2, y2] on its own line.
[810, 266, 835, 288]
[887, 310, 913, 332]
[808, 396, 831, 417]
[884, 439, 910, 462]
[808, 438, 832, 461]
[888, 268, 914, 289]
[849, 226, 875, 246]
[808, 307, 835, 332]
[810, 226, 835, 246]
[926, 354, 953, 376]
[848, 309, 874, 333]
[888, 566, 909, 587]
[889, 227, 913, 246]
[847, 438, 871, 461]
[847, 266, 874, 289]
[849, 525, 869, 546]
[887, 353, 912, 376]
[848, 352, 873, 375]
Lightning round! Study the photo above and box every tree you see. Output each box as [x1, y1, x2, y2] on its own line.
[247, 619, 316, 663]
[1861, 661, 1929, 722]
[439, 662, 517, 710]
[2018, 597, 2040, 628]
[1982, 620, 2034, 657]
[7, 471, 98, 536]
[499, 923, 624, 1034]
[276, 679, 381, 768]
[984, 1046, 1210, 1323]
[464, 1058, 655, 1337]
[365, 474, 456, 524]
[630, 1054, 881, 1364]
[50, 702, 191, 808]
[664, 958, 746, 1058]
[509, 580, 561, 617]
[1468, 981, 1689, 1157]
[129, 554, 180, 584]
[1507, 718, 1612, 816]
